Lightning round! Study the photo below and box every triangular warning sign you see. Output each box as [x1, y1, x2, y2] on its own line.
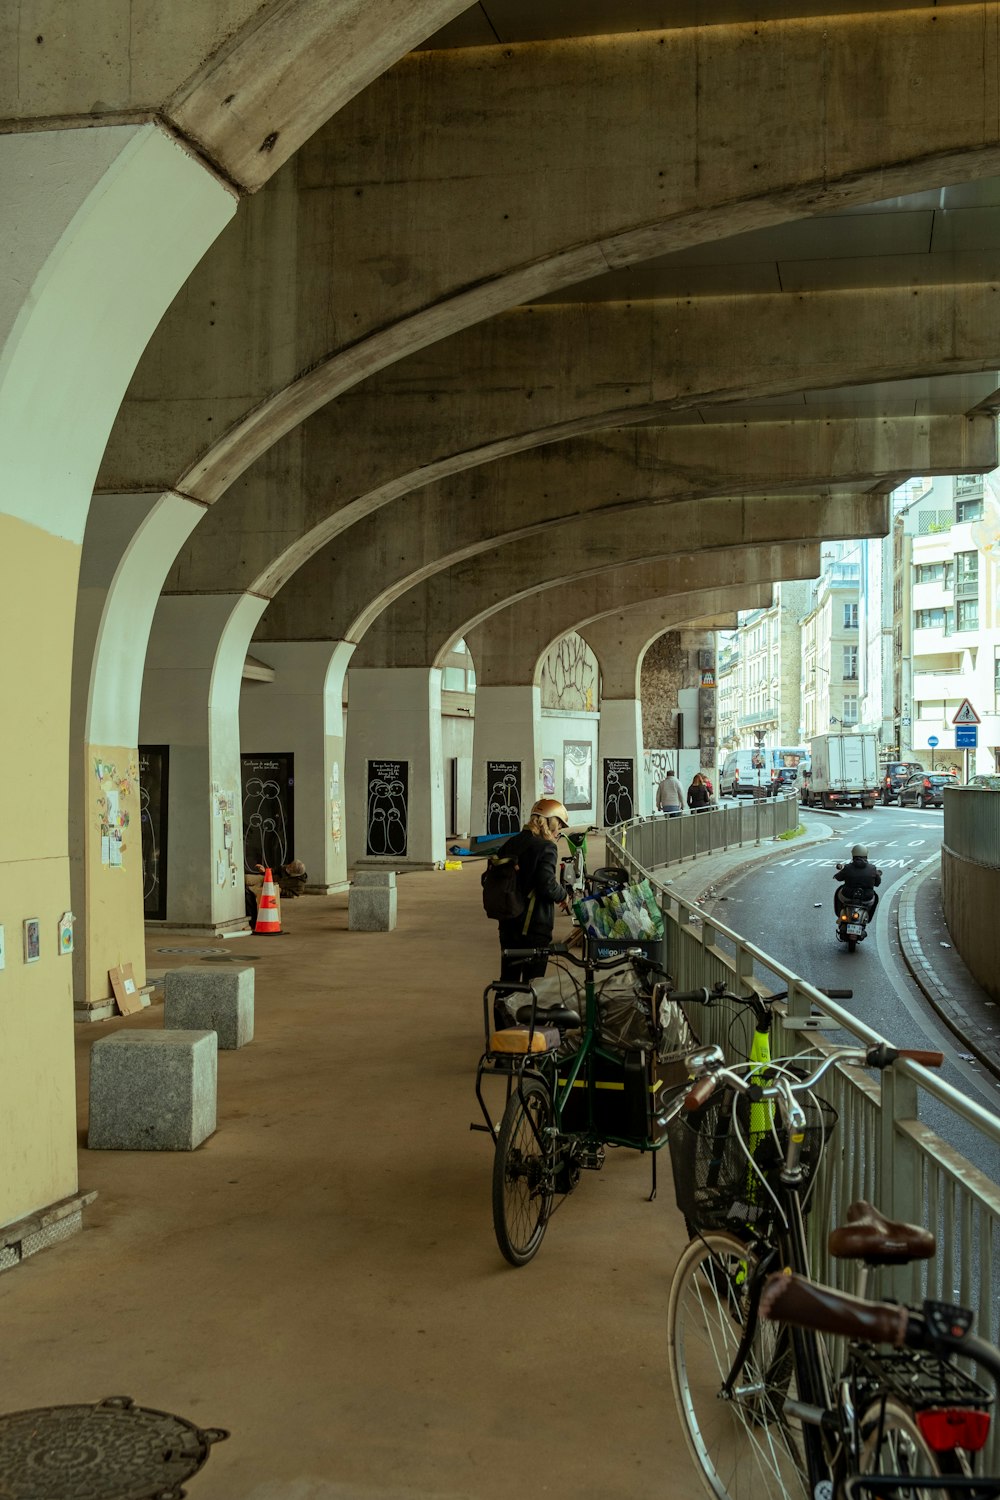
[952, 698, 981, 726]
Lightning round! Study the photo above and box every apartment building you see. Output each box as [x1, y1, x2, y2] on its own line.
[800, 558, 862, 739]
[892, 473, 1000, 774]
[721, 581, 811, 749]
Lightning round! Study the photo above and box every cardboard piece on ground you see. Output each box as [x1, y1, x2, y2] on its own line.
[109, 962, 143, 1016]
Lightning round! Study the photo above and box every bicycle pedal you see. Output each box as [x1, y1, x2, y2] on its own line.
[580, 1145, 606, 1170]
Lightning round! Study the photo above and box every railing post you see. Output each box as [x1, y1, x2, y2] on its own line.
[754, 794, 761, 846]
[879, 1065, 922, 1298]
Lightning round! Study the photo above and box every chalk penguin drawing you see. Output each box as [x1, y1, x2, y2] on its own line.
[244, 777, 288, 871]
[605, 771, 633, 825]
[385, 779, 408, 854]
[368, 807, 388, 855]
[139, 784, 158, 902]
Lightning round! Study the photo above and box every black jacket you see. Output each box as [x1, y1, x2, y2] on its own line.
[834, 858, 881, 899]
[497, 829, 569, 936]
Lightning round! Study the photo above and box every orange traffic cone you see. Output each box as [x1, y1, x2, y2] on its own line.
[254, 868, 282, 935]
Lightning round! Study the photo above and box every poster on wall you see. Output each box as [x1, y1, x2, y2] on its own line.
[562, 740, 593, 811]
[541, 758, 556, 797]
[138, 746, 169, 920]
[241, 754, 294, 872]
[366, 761, 409, 856]
[602, 758, 634, 826]
[485, 762, 521, 836]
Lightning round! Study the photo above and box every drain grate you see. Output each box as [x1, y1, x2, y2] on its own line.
[0, 1396, 228, 1499]
[154, 948, 228, 956]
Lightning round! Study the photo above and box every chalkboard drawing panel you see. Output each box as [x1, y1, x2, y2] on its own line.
[485, 761, 521, 837]
[366, 761, 408, 857]
[602, 758, 635, 825]
[138, 746, 169, 921]
[241, 754, 294, 872]
[562, 740, 593, 812]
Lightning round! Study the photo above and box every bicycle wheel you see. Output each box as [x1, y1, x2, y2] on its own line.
[668, 1231, 811, 1500]
[858, 1396, 953, 1499]
[492, 1076, 555, 1266]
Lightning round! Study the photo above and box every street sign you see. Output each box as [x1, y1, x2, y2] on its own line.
[927, 735, 939, 748]
[956, 725, 978, 748]
[952, 699, 981, 726]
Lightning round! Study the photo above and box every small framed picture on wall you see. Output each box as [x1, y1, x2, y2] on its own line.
[23, 918, 41, 964]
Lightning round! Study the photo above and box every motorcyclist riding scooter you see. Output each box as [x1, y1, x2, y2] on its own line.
[833, 844, 882, 952]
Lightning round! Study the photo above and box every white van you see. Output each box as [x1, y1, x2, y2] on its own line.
[720, 747, 807, 798]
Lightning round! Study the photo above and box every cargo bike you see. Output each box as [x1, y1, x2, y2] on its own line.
[472, 921, 711, 1266]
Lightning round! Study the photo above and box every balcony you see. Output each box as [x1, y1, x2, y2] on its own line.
[738, 709, 778, 728]
[912, 669, 965, 698]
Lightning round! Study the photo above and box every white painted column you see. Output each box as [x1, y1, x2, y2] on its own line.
[597, 698, 647, 820]
[71, 491, 208, 1003]
[470, 685, 543, 836]
[240, 641, 355, 892]
[346, 669, 446, 868]
[0, 125, 235, 1229]
[141, 595, 267, 929]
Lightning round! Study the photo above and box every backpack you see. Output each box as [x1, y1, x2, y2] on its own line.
[481, 852, 526, 921]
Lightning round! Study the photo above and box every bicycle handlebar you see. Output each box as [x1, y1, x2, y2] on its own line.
[500, 943, 650, 972]
[680, 1040, 944, 1112]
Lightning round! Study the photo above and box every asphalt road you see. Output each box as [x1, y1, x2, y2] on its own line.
[704, 802, 1000, 1184]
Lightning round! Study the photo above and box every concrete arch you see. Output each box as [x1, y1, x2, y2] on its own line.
[165, 288, 1000, 600]
[101, 8, 1000, 501]
[463, 545, 818, 688]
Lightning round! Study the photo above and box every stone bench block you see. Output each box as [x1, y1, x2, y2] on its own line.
[353, 871, 396, 888]
[163, 965, 254, 1049]
[349, 883, 397, 931]
[88, 1031, 218, 1151]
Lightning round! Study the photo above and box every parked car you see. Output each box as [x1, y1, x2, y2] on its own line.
[897, 772, 952, 809]
[881, 760, 925, 805]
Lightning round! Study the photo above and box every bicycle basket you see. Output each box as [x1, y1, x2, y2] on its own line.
[666, 1083, 837, 1236]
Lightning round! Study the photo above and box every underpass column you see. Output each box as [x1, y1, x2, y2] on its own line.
[470, 686, 543, 838]
[346, 668, 446, 868]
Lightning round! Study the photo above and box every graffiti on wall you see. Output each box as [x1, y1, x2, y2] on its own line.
[540, 632, 599, 711]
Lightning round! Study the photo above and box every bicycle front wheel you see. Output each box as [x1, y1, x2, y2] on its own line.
[858, 1396, 954, 1499]
[668, 1231, 810, 1500]
[492, 1076, 555, 1266]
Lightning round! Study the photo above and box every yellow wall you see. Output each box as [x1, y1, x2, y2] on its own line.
[83, 745, 146, 1000]
[0, 518, 80, 1225]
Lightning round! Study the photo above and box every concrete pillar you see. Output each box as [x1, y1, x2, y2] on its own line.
[346, 669, 446, 868]
[598, 700, 647, 820]
[470, 686, 544, 837]
[0, 124, 234, 1229]
[71, 491, 208, 1004]
[239, 641, 354, 893]
[140, 595, 266, 930]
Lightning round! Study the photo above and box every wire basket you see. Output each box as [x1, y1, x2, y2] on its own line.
[666, 1082, 837, 1237]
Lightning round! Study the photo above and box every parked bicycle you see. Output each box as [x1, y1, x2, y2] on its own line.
[473, 941, 710, 1265]
[661, 1039, 1000, 1500]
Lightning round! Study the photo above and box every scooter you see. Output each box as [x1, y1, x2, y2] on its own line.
[834, 863, 876, 952]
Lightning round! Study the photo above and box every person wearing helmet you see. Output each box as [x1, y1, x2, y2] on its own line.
[492, 796, 573, 1025]
[833, 843, 882, 920]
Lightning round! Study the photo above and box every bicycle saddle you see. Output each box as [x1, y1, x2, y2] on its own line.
[828, 1200, 935, 1264]
[513, 1003, 581, 1030]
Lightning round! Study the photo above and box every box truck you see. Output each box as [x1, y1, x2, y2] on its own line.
[800, 732, 879, 809]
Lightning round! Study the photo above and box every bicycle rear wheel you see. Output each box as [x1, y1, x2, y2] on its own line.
[492, 1077, 555, 1266]
[858, 1396, 955, 1499]
[668, 1231, 810, 1500]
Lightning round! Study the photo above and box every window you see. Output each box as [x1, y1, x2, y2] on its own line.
[442, 667, 466, 691]
[893, 578, 902, 614]
[842, 646, 858, 680]
[842, 695, 858, 724]
[915, 562, 945, 584]
[843, 602, 858, 630]
[956, 599, 979, 632]
[955, 551, 979, 598]
[956, 497, 984, 523]
[915, 607, 954, 631]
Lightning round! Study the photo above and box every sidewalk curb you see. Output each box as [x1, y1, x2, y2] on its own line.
[896, 865, 1000, 1084]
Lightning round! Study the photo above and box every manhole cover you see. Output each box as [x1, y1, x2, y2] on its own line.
[154, 948, 227, 956]
[0, 1396, 228, 1499]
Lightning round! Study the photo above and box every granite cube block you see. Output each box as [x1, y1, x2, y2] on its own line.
[163, 965, 254, 1049]
[88, 1030, 218, 1151]
[353, 871, 396, 888]
[349, 883, 397, 930]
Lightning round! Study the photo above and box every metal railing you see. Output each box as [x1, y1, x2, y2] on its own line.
[607, 814, 1000, 1458]
[943, 786, 1000, 870]
[621, 792, 799, 873]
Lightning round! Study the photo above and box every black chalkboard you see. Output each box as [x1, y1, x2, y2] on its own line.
[241, 753, 294, 872]
[485, 761, 521, 836]
[603, 758, 635, 826]
[138, 746, 169, 920]
[366, 760, 409, 856]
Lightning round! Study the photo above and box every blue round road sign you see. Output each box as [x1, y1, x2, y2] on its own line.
[928, 735, 939, 747]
